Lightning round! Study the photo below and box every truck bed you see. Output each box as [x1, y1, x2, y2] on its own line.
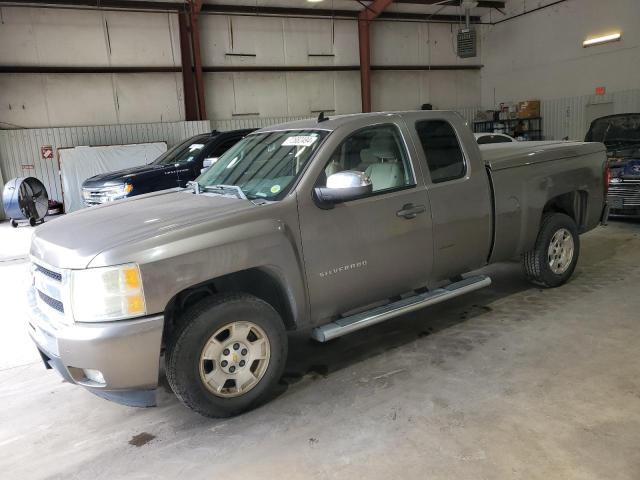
[482, 140, 607, 263]
[481, 141, 605, 171]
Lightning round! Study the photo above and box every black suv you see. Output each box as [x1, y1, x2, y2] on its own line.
[81, 129, 255, 206]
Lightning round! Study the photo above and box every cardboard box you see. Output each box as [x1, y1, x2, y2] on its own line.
[518, 100, 540, 119]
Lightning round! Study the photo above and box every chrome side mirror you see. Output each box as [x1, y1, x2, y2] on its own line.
[314, 171, 373, 207]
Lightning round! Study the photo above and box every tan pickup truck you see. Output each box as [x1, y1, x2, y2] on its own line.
[27, 111, 608, 417]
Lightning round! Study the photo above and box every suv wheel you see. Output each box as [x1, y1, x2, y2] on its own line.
[166, 293, 287, 417]
[522, 212, 580, 288]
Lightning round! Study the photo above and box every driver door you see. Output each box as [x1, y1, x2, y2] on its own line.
[297, 121, 434, 324]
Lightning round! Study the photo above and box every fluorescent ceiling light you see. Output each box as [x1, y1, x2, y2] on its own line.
[307, 0, 325, 2]
[583, 32, 621, 47]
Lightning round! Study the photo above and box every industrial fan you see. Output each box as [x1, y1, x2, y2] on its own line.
[2, 177, 49, 227]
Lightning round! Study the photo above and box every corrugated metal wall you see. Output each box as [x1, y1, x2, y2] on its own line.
[211, 116, 312, 131]
[542, 88, 640, 141]
[0, 121, 210, 219]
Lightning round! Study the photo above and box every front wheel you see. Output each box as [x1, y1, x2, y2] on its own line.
[522, 212, 580, 288]
[166, 293, 287, 418]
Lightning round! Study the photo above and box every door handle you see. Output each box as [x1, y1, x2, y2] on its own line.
[396, 203, 426, 219]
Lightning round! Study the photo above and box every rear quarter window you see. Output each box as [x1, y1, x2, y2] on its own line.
[415, 120, 466, 183]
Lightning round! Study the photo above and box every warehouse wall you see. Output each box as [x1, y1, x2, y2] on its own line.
[0, 7, 481, 128]
[0, 7, 184, 128]
[480, 0, 640, 107]
[201, 15, 481, 117]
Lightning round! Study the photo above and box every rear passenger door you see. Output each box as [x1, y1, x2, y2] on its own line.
[410, 118, 493, 280]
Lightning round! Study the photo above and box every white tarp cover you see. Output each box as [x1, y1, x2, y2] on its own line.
[59, 142, 166, 213]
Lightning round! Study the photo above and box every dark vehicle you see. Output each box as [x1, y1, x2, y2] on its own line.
[81, 129, 255, 206]
[586, 113, 640, 216]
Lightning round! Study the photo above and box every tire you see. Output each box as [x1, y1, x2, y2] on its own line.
[10, 219, 18, 228]
[522, 212, 580, 288]
[166, 293, 288, 418]
[29, 217, 37, 227]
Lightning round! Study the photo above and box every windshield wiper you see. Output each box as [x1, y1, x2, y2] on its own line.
[202, 184, 248, 200]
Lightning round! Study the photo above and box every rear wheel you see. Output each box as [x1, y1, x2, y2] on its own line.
[522, 212, 580, 288]
[10, 219, 18, 228]
[166, 293, 287, 418]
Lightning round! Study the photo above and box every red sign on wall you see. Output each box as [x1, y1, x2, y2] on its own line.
[595, 86, 606, 95]
[41, 145, 54, 159]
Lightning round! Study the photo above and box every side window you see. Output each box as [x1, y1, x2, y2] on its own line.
[477, 134, 512, 145]
[210, 138, 241, 158]
[320, 125, 414, 193]
[415, 120, 466, 183]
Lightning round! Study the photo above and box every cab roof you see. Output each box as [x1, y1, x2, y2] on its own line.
[254, 110, 468, 133]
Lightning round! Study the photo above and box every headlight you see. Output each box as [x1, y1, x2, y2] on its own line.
[105, 183, 133, 200]
[70, 264, 146, 322]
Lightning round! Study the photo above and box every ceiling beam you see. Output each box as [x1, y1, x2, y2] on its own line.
[0, 65, 483, 74]
[384, 0, 505, 7]
[0, 0, 483, 22]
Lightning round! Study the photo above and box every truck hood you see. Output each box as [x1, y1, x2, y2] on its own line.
[585, 113, 640, 145]
[30, 190, 256, 269]
[610, 158, 640, 180]
[82, 164, 168, 187]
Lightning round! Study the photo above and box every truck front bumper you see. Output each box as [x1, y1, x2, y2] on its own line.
[26, 289, 164, 407]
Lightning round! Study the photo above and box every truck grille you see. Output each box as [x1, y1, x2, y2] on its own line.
[31, 260, 69, 323]
[35, 264, 62, 282]
[38, 290, 64, 313]
[609, 180, 640, 207]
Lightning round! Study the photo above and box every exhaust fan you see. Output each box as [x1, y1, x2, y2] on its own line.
[457, 0, 478, 58]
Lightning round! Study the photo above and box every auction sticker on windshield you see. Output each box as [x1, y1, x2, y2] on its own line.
[282, 136, 318, 147]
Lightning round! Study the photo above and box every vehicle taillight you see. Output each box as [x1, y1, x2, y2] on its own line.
[604, 165, 611, 197]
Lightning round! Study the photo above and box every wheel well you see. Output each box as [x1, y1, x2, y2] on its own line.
[542, 191, 588, 231]
[163, 268, 296, 341]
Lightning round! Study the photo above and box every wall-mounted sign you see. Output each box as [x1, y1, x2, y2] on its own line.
[41, 145, 54, 159]
[21, 164, 35, 170]
[595, 86, 606, 96]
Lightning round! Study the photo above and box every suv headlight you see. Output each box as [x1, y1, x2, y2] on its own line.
[71, 264, 146, 322]
[106, 183, 133, 201]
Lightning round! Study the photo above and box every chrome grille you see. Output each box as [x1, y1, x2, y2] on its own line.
[31, 259, 70, 325]
[82, 185, 126, 206]
[38, 290, 64, 313]
[35, 264, 62, 282]
[609, 180, 640, 207]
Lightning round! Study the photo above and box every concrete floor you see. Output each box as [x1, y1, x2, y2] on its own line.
[1, 217, 640, 479]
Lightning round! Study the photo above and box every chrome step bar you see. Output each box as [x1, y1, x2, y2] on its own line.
[311, 275, 491, 342]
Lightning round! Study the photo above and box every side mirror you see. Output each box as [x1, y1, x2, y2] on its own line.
[201, 157, 218, 174]
[314, 171, 373, 207]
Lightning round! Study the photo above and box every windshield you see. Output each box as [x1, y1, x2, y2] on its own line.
[197, 129, 328, 200]
[151, 136, 209, 165]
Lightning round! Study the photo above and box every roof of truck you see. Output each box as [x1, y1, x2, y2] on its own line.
[255, 110, 466, 133]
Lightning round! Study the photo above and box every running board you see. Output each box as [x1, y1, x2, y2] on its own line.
[311, 275, 491, 342]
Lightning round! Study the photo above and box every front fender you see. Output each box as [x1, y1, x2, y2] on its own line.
[89, 204, 308, 327]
